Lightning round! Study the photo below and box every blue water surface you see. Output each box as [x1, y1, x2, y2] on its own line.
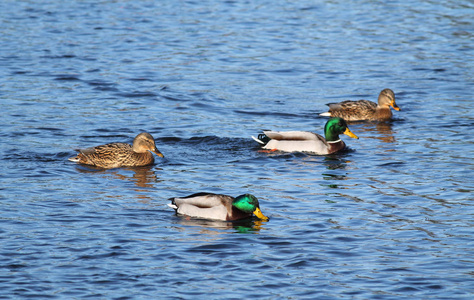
[1, 0, 473, 299]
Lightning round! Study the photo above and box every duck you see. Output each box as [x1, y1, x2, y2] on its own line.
[319, 88, 400, 121]
[252, 117, 358, 155]
[168, 192, 269, 221]
[68, 132, 164, 168]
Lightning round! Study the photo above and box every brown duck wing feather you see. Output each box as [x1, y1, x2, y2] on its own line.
[83, 143, 131, 155]
[327, 100, 378, 121]
[75, 143, 132, 168]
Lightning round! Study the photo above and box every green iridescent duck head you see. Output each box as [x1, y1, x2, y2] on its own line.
[233, 194, 269, 221]
[324, 118, 359, 142]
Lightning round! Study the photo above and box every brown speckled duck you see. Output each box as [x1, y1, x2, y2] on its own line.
[320, 88, 400, 121]
[168, 192, 269, 221]
[68, 132, 164, 169]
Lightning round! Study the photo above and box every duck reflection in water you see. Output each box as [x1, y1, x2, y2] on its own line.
[350, 121, 396, 143]
[170, 217, 266, 234]
[322, 154, 351, 171]
[319, 153, 352, 190]
[74, 164, 161, 188]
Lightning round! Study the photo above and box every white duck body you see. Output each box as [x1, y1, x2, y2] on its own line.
[256, 131, 345, 155]
[168, 193, 231, 220]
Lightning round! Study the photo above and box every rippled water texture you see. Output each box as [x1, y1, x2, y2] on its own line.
[1, 0, 473, 299]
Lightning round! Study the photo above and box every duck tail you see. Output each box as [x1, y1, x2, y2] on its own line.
[168, 198, 178, 210]
[68, 155, 80, 162]
[251, 133, 271, 146]
[319, 112, 331, 117]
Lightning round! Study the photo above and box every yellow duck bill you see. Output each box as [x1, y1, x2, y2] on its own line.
[343, 128, 359, 139]
[253, 207, 269, 221]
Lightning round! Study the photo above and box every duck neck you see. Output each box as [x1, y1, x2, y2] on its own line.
[325, 132, 341, 143]
[131, 151, 154, 164]
[375, 106, 393, 119]
[132, 144, 144, 153]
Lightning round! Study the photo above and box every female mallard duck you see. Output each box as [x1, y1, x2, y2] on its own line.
[252, 117, 358, 155]
[168, 193, 269, 221]
[68, 132, 164, 168]
[320, 88, 400, 121]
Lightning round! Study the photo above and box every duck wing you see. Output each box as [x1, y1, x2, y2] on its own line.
[80, 143, 131, 155]
[72, 143, 132, 167]
[326, 100, 377, 121]
[171, 193, 233, 208]
[263, 131, 325, 142]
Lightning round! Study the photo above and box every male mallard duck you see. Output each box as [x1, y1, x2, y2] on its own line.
[168, 192, 269, 221]
[320, 88, 400, 121]
[252, 117, 358, 155]
[68, 132, 164, 168]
